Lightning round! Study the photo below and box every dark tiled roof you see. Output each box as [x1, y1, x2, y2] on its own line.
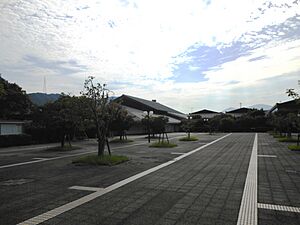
[226, 107, 251, 114]
[191, 109, 219, 114]
[115, 95, 186, 118]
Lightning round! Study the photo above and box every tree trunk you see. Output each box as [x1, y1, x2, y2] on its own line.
[61, 134, 65, 148]
[166, 132, 169, 143]
[97, 138, 105, 156]
[106, 138, 111, 155]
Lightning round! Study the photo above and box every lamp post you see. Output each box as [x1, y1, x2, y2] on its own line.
[187, 113, 191, 139]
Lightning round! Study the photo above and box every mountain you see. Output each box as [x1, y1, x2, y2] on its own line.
[223, 104, 272, 112]
[28, 93, 60, 106]
[248, 104, 272, 110]
[222, 107, 236, 112]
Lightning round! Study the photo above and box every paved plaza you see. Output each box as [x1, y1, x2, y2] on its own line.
[0, 133, 299, 225]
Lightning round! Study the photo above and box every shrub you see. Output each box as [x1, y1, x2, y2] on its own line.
[73, 154, 129, 166]
[149, 142, 177, 148]
[179, 136, 198, 141]
[0, 134, 32, 147]
[277, 137, 298, 143]
[288, 145, 300, 151]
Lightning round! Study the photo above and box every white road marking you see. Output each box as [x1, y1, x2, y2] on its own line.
[237, 133, 257, 225]
[0, 135, 186, 170]
[286, 169, 297, 174]
[0, 145, 53, 153]
[32, 157, 49, 160]
[257, 155, 277, 158]
[69, 186, 104, 192]
[16, 133, 232, 225]
[258, 203, 300, 213]
[171, 152, 185, 155]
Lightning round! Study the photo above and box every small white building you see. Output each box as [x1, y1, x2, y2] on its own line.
[0, 120, 25, 135]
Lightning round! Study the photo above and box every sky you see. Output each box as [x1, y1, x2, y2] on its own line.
[0, 0, 300, 113]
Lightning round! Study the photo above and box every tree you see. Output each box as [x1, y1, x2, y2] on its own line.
[81, 76, 115, 156]
[181, 115, 194, 138]
[35, 94, 85, 147]
[110, 106, 134, 140]
[286, 87, 300, 145]
[0, 77, 32, 119]
[286, 88, 299, 99]
[142, 116, 169, 142]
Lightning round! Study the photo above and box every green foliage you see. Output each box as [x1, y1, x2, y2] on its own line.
[141, 116, 169, 135]
[0, 77, 32, 119]
[30, 94, 88, 147]
[277, 137, 298, 143]
[288, 145, 300, 151]
[149, 142, 177, 148]
[73, 154, 129, 166]
[286, 88, 299, 99]
[81, 76, 117, 156]
[110, 106, 134, 140]
[269, 113, 299, 137]
[179, 136, 198, 141]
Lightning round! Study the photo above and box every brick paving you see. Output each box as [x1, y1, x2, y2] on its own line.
[2, 133, 300, 225]
[258, 133, 300, 225]
[37, 133, 254, 225]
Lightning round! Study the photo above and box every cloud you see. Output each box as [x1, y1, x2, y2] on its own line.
[23, 55, 87, 75]
[0, 0, 299, 112]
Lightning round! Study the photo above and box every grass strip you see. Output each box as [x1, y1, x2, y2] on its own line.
[149, 142, 177, 148]
[179, 136, 198, 141]
[277, 137, 298, 143]
[288, 145, 300, 151]
[73, 154, 129, 166]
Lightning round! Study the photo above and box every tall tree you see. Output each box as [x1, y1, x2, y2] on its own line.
[81, 76, 115, 156]
[0, 77, 32, 119]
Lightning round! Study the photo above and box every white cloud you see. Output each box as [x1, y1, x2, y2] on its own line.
[0, 0, 299, 111]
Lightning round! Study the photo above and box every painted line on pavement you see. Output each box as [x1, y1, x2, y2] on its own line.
[0, 145, 53, 153]
[257, 155, 277, 158]
[0, 135, 186, 170]
[258, 203, 300, 213]
[16, 133, 232, 225]
[69, 186, 104, 192]
[237, 133, 257, 225]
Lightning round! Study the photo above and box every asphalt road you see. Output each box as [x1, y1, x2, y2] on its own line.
[0, 133, 299, 225]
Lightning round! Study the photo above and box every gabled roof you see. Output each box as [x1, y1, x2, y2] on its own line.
[269, 99, 300, 114]
[122, 106, 181, 124]
[114, 95, 186, 119]
[191, 109, 219, 114]
[226, 107, 251, 114]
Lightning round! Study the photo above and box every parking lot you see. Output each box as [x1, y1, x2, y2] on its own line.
[0, 133, 299, 225]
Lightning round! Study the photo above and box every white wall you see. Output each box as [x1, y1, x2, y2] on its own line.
[0, 124, 23, 135]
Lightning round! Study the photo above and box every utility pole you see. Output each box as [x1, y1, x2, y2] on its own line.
[43, 76, 47, 94]
[239, 102, 242, 108]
